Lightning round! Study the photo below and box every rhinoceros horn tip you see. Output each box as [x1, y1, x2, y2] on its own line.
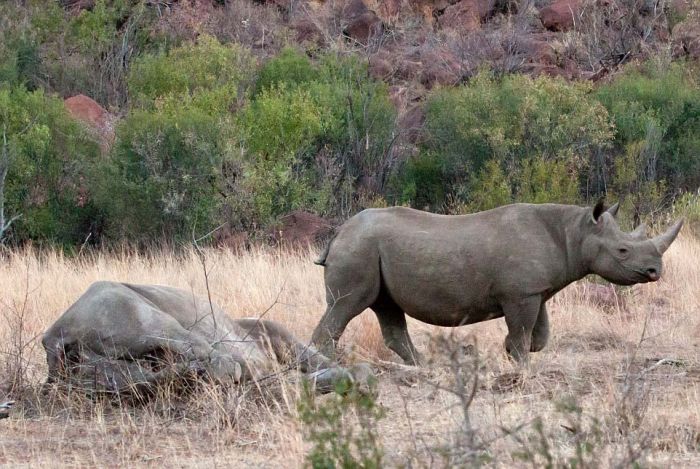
[652, 219, 684, 254]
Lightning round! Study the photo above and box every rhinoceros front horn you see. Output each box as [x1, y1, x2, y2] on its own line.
[652, 219, 684, 254]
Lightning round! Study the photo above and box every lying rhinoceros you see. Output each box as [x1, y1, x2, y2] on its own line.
[43, 281, 370, 395]
[311, 200, 683, 364]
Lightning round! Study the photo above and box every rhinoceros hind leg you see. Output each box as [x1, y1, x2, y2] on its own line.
[311, 253, 382, 359]
[311, 297, 377, 360]
[372, 296, 420, 366]
[530, 303, 549, 353]
[503, 296, 542, 363]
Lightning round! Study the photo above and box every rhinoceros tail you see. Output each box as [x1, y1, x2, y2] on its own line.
[314, 231, 338, 267]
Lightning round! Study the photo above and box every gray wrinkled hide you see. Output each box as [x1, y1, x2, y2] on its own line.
[311, 201, 683, 363]
[43, 282, 368, 395]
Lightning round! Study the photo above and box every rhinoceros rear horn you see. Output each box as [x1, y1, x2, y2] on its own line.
[631, 223, 647, 239]
[652, 219, 684, 254]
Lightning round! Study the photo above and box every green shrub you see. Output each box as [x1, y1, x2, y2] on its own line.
[0, 86, 102, 245]
[516, 158, 580, 205]
[393, 151, 447, 210]
[307, 54, 396, 212]
[466, 160, 512, 212]
[0, 1, 62, 89]
[597, 62, 700, 190]
[255, 47, 315, 94]
[69, 0, 131, 54]
[395, 71, 611, 210]
[238, 84, 324, 224]
[298, 380, 384, 469]
[100, 105, 232, 243]
[128, 34, 256, 112]
[242, 52, 396, 220]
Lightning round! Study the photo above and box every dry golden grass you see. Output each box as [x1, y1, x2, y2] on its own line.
[1, 236, 699, 467]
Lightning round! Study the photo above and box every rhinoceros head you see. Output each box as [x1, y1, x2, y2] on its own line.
[583, 199, 683, 286]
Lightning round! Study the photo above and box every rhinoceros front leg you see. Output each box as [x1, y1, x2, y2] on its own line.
[530, 303, 549, 353]
[502, 296, 542, 363]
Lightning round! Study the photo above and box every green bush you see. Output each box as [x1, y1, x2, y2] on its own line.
[394, 151, 446, 210]
[96, 36, 260, 242]
[516, 158, 580, 205]
[128, 34, 256, 113]
[0, 1, 61, 89]
[466, 160, 513, 212]
[99, 104, 232, 243]
[394, 71, 613, 210]
[0, 86, 102, 245]
[597, 62, 700, 191]
[298, 380, 384, 469]
[45, 0, 157, 106]
[69, 0, 131, 54]
[238, 84, 324, 224]
[255, 47, 315, 94]
[243, 52, 397, 220]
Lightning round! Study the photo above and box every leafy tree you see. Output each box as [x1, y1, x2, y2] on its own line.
[0, 86, 102, 245]
[597, 62, 700, 202]
[255, 47, 315, 94]
[395, 71, 613, 210]
[101, 36, 257, 242]
[238, 84, 324, 224]
[246, 51, 397, 220]
[100, 106, 231, 242]
[128, 34, 256, 112]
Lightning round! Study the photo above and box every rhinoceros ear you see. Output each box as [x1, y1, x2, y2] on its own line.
[590, 198, 606, 224]
[606, 202, 620, 219]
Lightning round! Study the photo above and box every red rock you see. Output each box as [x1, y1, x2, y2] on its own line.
[344, 11, 384, 43]
[418, 50, 462, 87]
[438, 0, 496, 31]
[539, 0, 582, 31]
[64, 94, 115, 152]
[290, 17, 324, 44]
[270, 211, 334, 247]
[517, 34, 558, 66]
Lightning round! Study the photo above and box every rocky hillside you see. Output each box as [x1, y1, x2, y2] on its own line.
[0, 0, 698, 247]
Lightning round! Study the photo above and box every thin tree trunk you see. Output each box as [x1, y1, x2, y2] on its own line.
[0, 126, 8, 239]
[0, 125, 20, 243]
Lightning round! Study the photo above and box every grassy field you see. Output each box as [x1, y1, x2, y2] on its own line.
[1, 236, 699, 467]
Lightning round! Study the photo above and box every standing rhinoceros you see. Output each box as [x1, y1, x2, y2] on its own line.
[311, 201, 683, 364]
[43, 281, 371, 395]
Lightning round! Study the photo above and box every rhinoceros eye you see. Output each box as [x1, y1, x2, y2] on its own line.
[618, 247, 629, 255]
